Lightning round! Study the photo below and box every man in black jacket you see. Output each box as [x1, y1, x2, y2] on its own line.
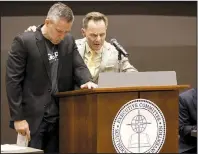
[6, 2, 97, 153]
[179, 88, 197, 153]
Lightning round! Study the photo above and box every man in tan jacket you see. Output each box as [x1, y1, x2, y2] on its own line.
[76, 12, 138, 83]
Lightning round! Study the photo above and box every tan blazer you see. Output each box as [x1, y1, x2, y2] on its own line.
[75, 38, 138, 82]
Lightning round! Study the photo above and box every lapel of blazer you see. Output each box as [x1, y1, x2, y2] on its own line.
[76, 38, 86, 58]
[57, 40, 66, 80]
[100, 41, 112, 72]
[35, 27, 51, 83]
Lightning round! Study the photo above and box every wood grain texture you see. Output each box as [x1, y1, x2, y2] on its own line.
[59, 92, 139, 153]
[59, 87, 183, 153]
[59, 94, 97, 153]
[140, 90, 179, 153]
[56, 85, 189, 97]
[97, 92, 139, 153]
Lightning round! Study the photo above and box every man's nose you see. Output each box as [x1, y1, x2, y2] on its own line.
[96, 35, 101, 41]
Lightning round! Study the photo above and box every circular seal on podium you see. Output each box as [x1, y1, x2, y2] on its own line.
[112, 99, 166, 153]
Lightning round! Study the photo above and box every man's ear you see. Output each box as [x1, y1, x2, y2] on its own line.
[45, 19, 50, 27]
[81, 28, 86, 37]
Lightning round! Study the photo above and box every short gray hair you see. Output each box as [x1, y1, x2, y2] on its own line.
[47, 2, 74, 23]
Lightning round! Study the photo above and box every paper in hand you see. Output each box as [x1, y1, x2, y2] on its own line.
[16, 133, 29, 147]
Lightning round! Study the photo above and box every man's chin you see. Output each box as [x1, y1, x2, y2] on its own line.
[52, 40, 61, 45]
[93, 46, 102, 51]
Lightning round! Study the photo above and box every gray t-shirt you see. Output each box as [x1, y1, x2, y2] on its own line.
[43, 38, 59, 123]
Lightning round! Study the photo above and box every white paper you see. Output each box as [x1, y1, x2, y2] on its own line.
[16, 133, 29, 147]
[1, 144, 27, 152]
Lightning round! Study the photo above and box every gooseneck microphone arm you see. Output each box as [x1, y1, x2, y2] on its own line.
[110, 39, 129, 72]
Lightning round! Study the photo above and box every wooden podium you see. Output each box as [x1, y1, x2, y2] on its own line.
[56, 85, 189, 153]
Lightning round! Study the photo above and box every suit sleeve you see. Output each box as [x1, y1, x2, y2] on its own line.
[72, 39, 92, 86]
[121, 56, 138, 72]
[110, 45, 138, 72]
[179, 95, 197, 140]
[6, 35, 27, 121]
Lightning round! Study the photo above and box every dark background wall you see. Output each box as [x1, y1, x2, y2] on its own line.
[1, 1, 197, 144]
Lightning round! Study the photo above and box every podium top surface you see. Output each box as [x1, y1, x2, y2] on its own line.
[56, 85, 190, 97]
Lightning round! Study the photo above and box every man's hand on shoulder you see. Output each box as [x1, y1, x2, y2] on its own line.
[24, 25, 37, 32]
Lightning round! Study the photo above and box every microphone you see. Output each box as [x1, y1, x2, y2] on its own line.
[110, 39, 129, 57]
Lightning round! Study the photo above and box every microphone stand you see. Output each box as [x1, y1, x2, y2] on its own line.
[118, 51, 122, 73]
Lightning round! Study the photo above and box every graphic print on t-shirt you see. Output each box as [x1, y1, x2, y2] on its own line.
[48, 51, 58, 63]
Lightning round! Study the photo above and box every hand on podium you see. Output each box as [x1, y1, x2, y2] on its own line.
[80, 81, 98, 89]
